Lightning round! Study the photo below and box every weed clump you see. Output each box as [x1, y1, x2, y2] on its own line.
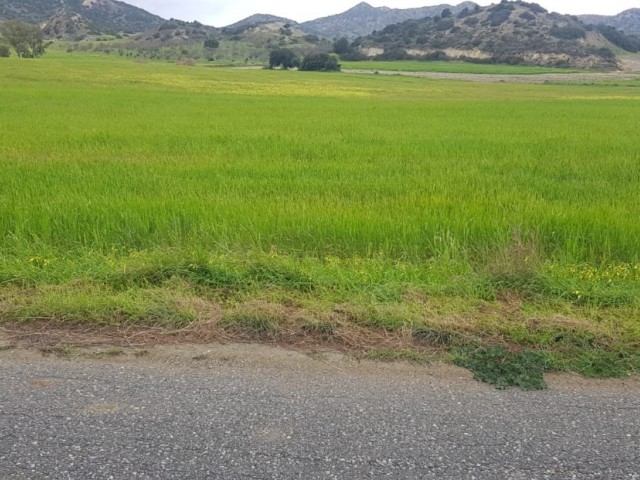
[454, 346, 552, 390]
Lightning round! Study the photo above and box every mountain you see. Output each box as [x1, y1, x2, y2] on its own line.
[221, 21, 313, 47]
[354, 1, 629, 69]
[225, 14, 299, 32]
[0, 0, 163, 36]
[300, 1, 479, 38]
[579, 9, 640, 36]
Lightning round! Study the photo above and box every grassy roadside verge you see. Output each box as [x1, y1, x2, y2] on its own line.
[1, 55, 640, 389]
[2, 248, 638, 389]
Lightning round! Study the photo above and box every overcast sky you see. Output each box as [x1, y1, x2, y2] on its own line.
[124, 1, 640, 27]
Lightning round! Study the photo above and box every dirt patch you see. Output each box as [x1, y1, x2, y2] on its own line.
[3, 334, 639, 392]
[619, 54, 640, 73]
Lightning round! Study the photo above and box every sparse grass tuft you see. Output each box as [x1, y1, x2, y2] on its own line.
[553, 348, 639, 379]
[219, 310, 281, 338]
[91, 348, 125, 358]
[340, 305, 414, 332]
[40, 345, 79, 358]
[363, 349, 431, 364]
[412, 327, 469, 347]
[300, 319, 336, 338]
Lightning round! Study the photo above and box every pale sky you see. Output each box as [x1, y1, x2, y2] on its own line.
[124, 1, 640, 27]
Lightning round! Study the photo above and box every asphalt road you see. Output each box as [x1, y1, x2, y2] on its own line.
[1, 345, 639, 479]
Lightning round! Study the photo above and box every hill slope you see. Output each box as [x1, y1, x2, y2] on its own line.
[225, 14, 299, 31]
[355, 1, 626, 69]
[300, 1, 479, 38]
[579, 9, 640, 37]
[0, 0, 163, 35]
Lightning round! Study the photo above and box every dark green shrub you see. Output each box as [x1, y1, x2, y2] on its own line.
[464, 17, 479, 27]
[268, 48, 299, 69]
[435, 19, 455, 31]
[549, 25, 586, 40]
[204, 38, 219, 49]
[519, 11, 536, 22]
[300, 53, 340, 72]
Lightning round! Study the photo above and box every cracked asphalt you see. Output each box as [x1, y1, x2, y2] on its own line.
[1, 345, 639, 479]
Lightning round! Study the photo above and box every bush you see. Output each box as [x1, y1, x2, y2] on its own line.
[0, 42, 10, 57]
[549, 25, 586, 40]
[421, 50, 449, 61]
[486, 9, 512, 27]
[204, 38, 219, 49]
[519, 12, 536, 22]
[464, 17, 480, 27]
[456, 7, 471, 19]
[339, 50, 366, 61]
[300, 53, 340, 72]
[435, 19, 455, 31]
[375, 48, 411, 61]
[593, 47, 615, 59]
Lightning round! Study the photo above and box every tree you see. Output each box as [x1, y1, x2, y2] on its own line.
[332, 37, 365, 61]
[204, 38, 219, 49]
[0, 41, 10, 58]
[333, 37, 351, 55]
[268, 48, 299, 69]
[0, 21, 51, 58]
[300, 53, 341, 72]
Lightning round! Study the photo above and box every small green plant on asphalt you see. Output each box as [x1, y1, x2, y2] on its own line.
[454, 346, 552, 390]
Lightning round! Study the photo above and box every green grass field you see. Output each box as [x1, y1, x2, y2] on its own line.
[1, 54, 640, 383]
[340, 60, 583, 74]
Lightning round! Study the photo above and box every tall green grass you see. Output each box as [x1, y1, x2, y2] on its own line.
[1, 54, 639, 304]
[2, 54, 640, 380]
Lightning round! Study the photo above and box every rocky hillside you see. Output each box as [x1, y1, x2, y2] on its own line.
[354, 1, 634, 69]
[300, 1, 479, 38]
[0, 0, 163, 36]
[579, 9, 640, 37]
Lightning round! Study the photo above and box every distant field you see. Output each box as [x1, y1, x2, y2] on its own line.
[340, 60, 582, 74]
[1, 54, 639, 380]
